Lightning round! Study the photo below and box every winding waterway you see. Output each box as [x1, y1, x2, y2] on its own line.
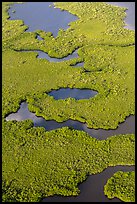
[71, 61, 84, 67]
[6, 2, 135, 202]
[18, 49, 79, 62]
[5, 102, 135, 140]
[42, 165, 135, 202]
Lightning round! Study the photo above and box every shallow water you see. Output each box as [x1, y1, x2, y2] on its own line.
[48, 88, 98, 100]
[42, 165, 135, 202]
[107, 2, 135, 30]
[5, 102, 135, 140]
[8, 2, 78, 37]
[71, 61, 84, 67]
[5, 102, 135, 202]
[36, 35, 44, 40]
[6, 2, 135, 202]
[19, 49, 79, 62]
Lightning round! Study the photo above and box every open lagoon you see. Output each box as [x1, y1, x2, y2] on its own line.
[8, 2, 78, 37]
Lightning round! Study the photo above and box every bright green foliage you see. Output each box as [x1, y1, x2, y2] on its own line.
[104, 171, 135, 202]
[2, 1, 135, 202]
[2, 119, 135, 201]
[2, 2, 135, 129]
[54, 2, 134, 45]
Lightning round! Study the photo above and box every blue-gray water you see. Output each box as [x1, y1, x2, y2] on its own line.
[8, 2, 135, 36]
[5, 102, 135, 202]
[8, 2, 78, 37]
[42, 165, 135, 202]
[71, 62, 84, 67]
[48, 88, 98, 100]
[6, 2, 135, 202]
[5, 102, 135, 140]
[107, 2, 135, 30]
[36, 35, 44, 40]
[19, 49, 79, 62]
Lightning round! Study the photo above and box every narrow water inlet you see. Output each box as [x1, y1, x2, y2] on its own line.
[17, 49, 79, 62]
[36, 34, 44, 40]
[42, 165, 135, 202]
[5, 102, 135, 140]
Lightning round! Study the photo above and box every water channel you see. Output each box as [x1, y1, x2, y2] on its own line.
[42, 165, 135, 203]
[6, 102, 135, 141]
[5, 101, 135, 202]
[18, 49, 79, 62]
[7, 2, 135, 202]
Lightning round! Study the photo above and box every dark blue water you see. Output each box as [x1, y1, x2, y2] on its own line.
[48, 88, 98, 100]
[8, 2, 78, 37]
[42, 165, 135, 202]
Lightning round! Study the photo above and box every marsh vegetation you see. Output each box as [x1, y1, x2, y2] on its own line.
[2, 2, 135, 202]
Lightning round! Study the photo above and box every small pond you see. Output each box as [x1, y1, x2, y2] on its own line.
[48, 88, 98, 100]
[8, 2, 78, 37]
[5, 102, 135, 140]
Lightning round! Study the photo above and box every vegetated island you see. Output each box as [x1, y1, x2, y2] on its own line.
[2, 2, 135, 202]
[104, 171, 135, 202]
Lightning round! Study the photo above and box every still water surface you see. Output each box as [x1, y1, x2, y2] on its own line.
[48, 88, 98, 100]
[7, 2, 135, 202]
[42, 165, 135, 202]
[5, 102, 135, 202]
[107, 2, 135, 30]
[19, 49, 79, 62]
[8, 2, 78, 37]
[6, 102, 135, 140]
[71, 62, 84, 67]
[8, 2, 135, 37]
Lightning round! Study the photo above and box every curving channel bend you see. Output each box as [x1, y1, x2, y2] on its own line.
[5, 102, 135, 140]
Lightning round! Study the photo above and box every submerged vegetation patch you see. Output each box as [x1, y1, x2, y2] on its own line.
[2, 1, 135, 202]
